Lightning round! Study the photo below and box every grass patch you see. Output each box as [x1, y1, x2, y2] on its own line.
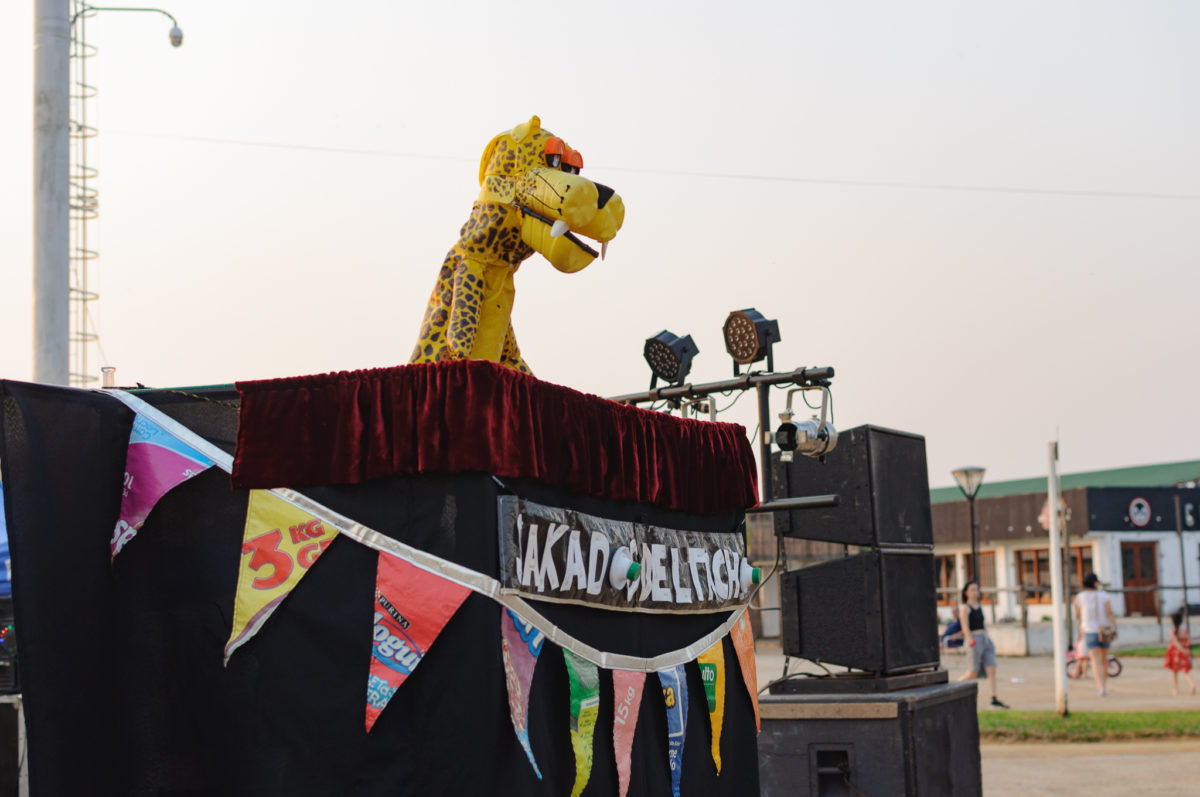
[979, 711, 1200, 743]
[1120, 645, 1198, 658]
[1119, 646, 1169, 658]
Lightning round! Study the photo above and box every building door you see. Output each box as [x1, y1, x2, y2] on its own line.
[1120, 541, 1158, 616]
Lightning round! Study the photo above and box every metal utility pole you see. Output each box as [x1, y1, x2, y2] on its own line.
[34, 0, 72, 385]
[1047, 442, 1068, 717]
[1063, 496, 1073, 648]
[1176, 495, 1192, 638]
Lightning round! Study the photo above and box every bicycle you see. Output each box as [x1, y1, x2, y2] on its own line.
[1065, 645, 1122, 679]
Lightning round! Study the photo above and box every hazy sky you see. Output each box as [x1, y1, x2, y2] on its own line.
[2, 1, 1198, 490]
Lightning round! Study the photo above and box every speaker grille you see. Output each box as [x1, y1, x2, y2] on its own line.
[773, 425, 932, 547]
[781, 552, 938, 674]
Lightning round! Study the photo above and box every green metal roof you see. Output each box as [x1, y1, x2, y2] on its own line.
[930, 459, 1200, 505]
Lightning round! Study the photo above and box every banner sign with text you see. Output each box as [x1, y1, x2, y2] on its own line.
[497, 496, 748, 613]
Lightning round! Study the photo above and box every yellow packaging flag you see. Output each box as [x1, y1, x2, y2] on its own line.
[697, 640, 726, 774]
[224, 490, 338, 661]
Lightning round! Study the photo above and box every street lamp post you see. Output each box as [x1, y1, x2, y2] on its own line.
[32, 1, 182, 385]
[952, 466, 986, 584]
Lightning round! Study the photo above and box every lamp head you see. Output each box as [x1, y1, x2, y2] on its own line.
[952, 466, 986, 499]
[169, 26, 183, 47]
[722, 308, 780, 372]
[643, 331, 698, 388]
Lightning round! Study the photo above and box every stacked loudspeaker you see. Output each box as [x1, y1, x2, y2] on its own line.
[773, 425, 939, 675]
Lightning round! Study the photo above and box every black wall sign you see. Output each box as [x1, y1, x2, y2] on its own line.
[1085, 487, 1200, 532]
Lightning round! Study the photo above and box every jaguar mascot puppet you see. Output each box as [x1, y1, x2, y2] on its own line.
[408, 116, 624, 375]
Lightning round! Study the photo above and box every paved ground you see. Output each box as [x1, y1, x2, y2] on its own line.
[981, 740, 1200, 796]
[753, 642, 1199, 794]
[754, 641, 1199, 712]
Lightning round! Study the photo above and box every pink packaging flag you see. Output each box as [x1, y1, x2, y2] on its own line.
[111, 414, 214, 558]
[501, 607, 544, 779]
[563, 649, 600, 797]
[658, 664, 689, 797]
[366, 552, 470, 731]
[611, 669, 645, 797]
[729, 610, 760, 731]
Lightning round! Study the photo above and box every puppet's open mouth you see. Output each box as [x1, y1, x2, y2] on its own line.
[514, 204, 601, 259]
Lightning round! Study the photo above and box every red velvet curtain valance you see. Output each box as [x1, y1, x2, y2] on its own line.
[232, 361, 759, 515]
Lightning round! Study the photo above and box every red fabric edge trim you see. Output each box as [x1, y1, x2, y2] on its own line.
[232, 361, 759, 515]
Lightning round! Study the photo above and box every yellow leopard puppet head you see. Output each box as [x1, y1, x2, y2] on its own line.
[410, 116, 625, 374]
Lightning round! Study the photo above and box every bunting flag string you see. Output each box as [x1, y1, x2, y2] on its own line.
[611, 669, 645, 797]
[563, 649, 600, 797]
[728, 609, 760, 732]
[365, 551, 471, 731]
[93, 389, 764, 789]
[658, 664, 689, 797]
[697, 640, 726, 774]
[224, 490, 339, 662]
[500, 608, 544, 778]
[102, 390, 753, 673]
[110, 413, 215, 558]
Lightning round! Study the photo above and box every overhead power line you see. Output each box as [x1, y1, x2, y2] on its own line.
[108, 130, 1200, 202]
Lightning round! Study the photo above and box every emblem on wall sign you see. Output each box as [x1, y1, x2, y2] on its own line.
[1128, 497, 1151, 528]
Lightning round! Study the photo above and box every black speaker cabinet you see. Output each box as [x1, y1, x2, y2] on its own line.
[773, 425, 932, 547]
[758, 682, 982, 797]
[780, 551, 939, 674]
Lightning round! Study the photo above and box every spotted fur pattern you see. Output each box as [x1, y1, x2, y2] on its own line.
[408, 126, 571, 375]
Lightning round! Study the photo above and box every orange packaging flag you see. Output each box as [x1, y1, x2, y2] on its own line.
[729, 609, 760, 731]
[365, 552, 470, 731]
[697, 640, 726, 774]
[224, 490, 338, 662]
[611, 669, 645, 797]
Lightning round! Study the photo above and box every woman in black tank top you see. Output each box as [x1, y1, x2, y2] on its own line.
[957, 579, 1009, 708]
[968, 605, 985, 631]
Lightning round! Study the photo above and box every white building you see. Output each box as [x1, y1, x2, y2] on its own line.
[931, 460, 1200, 623]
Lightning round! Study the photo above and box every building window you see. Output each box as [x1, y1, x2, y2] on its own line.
[1017, 546, 1091, 603]
[966, 551, 996, 587]
[935, 555, 958, 605]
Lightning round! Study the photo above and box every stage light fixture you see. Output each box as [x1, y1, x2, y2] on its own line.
[774, 386, 837, 462]
[722, 309, 780, 375]
[643, 331, 698, 389]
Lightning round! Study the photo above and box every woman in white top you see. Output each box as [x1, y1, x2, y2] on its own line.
[1073, 573, 1117, 695]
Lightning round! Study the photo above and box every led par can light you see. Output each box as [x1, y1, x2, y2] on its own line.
[722, 309, 780, 367]
[643, 331, 699, 387]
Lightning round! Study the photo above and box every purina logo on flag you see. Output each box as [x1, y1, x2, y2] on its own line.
[365, 552, 470, 732]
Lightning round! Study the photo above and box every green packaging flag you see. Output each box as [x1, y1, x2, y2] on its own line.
[563, 649, 600, 797]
